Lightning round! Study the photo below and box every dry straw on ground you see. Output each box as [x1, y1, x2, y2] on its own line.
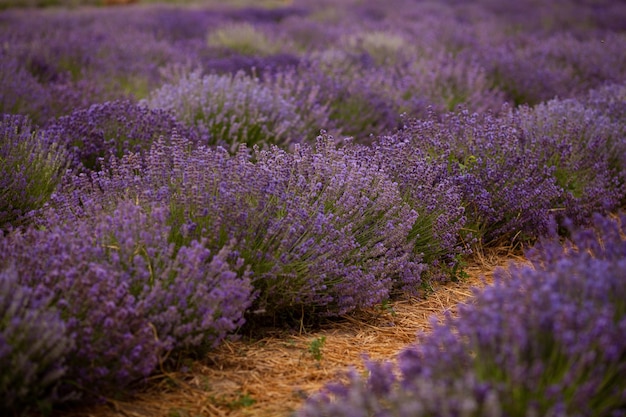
[54, 249, 526, 417]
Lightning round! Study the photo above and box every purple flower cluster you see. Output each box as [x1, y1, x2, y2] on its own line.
[398, 51, 507, 115]
[482, 32, 626, 106]
[1, 198, 253, 400]
[392, 109, 562, 246]
[44, 99, 199, 171]
[367, 134, 469, 277]
[514, 97, 625, 224]
[2, 0, 625, 134]
[86, 200, 253, 352]
[293, 53, 407, 141]
[0, 114, 68, 231]
[392, 99, 624, 246]
[0, 11, 110, 123]
[49, 131, 423, 317]
[144, 70, 330, 151]
[0, 7, 194, 123]
[1, 219, 160, 398]
[2, 0, 626, 413]
[0, 265, 73, 416]
[582, 82, 626, 194]
[299, 212, 626, 417]
[250, 134, 423, 313]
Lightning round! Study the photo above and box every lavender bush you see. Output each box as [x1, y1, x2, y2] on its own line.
[0, 114, 68, 231]
[483, 32, 626, 106]
[514, 97, 625, 224]
[51, 132, 423, 317]
[0, 12, 115, 123]
[0, 53, 49, 121]
[367, 135, 468, 278]
[582, 82, 626, 192]
[398, 52, 507, 115]
[85, 200, 254, 353]
[0, 265, 73, 416]
[299, 213, 626, 417]
[584, 82, 626, 126]
[0, 7, 195, 123]
[295, 54, 405, 141]
[144, 70, 330, 151]
[462, 0, 626, 35]
[394, 109, 563, 246]
[1, 221, 162, 398]
[248, 134, 423, 314]
[393, 98, 624, 247]
[2, 197, 253, 399]
[44, 99, 199, 171]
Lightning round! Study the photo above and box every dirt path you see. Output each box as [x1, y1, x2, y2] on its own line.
[54, 251, 523, 417]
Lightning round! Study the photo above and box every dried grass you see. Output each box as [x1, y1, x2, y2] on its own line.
[53, 249, 527, 417]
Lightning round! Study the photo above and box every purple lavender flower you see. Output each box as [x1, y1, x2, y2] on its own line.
[144, 69, 330, 151]
[514, 97, 625, 224]
[0, 52, 50, 121]
[294, 54, 405, 141]
[0, 114, 68, 231]
[88, 200, 254, 353]
[394, 108, 563, 246]
[367, 134, 468, 279]
[3, 195, 255, 401]
[249, 134, 423, 314]
[1, 222, 162, 399]
[299, 212, 626, 417]
[44, 99, 199, 171]
[50, 131, 422, 317]
[0, 264, 73, 416]
[0, 7, 197, 123]
[482, 32, 626, 106]
[398, 51, 507, 115]
[582, 82, 626, 196]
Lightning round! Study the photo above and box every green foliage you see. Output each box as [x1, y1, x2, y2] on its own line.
[210, 391, 256, 410]
[207, 23, 285, 56]
[308, 336, 326, 361]
[343, 31, 407, 65]
[449, 254, 470, 282]
[379, 299, 396, 317]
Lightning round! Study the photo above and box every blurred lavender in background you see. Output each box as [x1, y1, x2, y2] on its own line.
[144, 70, 330, 150]
[44, 99, 199, 171]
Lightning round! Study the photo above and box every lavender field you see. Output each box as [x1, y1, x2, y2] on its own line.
[1, 0, 625, 415]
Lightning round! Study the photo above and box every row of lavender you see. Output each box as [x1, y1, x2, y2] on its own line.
[2, 0, 626, 135]
[1, 0, 626, 414]
[299, 213, 626, 417]
[2, 90, 625, 414]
